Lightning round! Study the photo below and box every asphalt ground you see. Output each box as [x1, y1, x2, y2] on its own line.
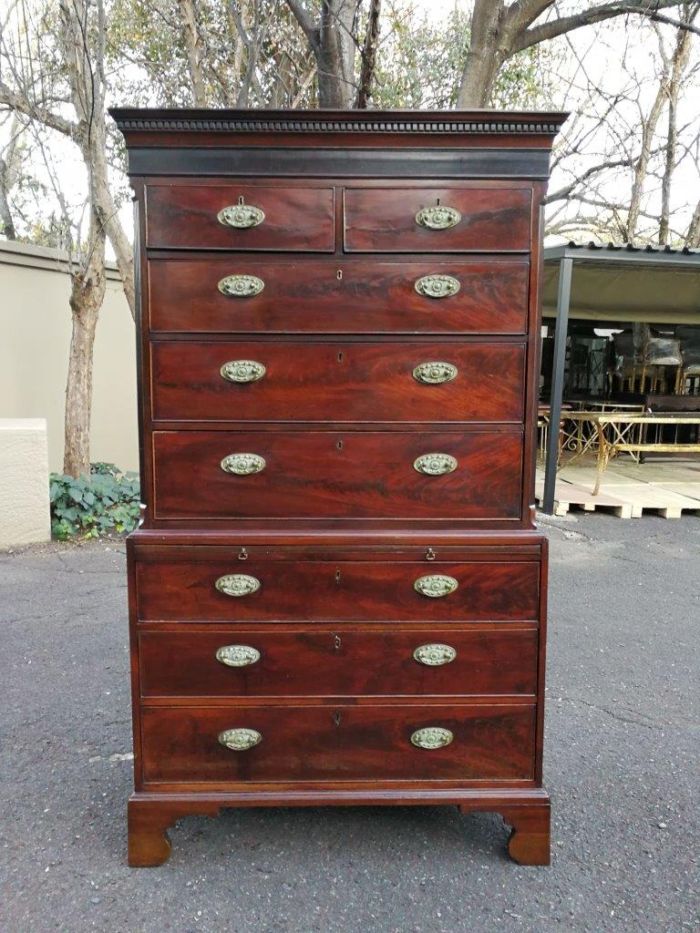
[1, 514, 698, 933]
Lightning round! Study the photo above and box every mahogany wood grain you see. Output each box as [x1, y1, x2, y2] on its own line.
[150, 340, 526, 424]
[140, 703, 536, 783]
[344, 186, 531, 252]
[151, 429, 523, 521]
[138, 625, 538, 698]
[145, 184, 335, 250]
[147, 257, 530, 334]
[134, 556, 540, 623]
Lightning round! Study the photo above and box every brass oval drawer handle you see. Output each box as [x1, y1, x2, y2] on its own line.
[220, 453, 266, 475]
[218, 728, 262, 751]
[216, 644, 261, 667]
[411, 727, 454, 749]
[413, 643, 457, 666]
[413, 362, 458, 385]
[414, 274, 460, 299]
[218, 274, 265, 298]
[220, 360, 266, 383]
[215, 573, 261, 597]
[217, 202, 265, 229]
[415, 205, 461, 230]
[414, 453, 458, 475]
[414, 574, 459, 598]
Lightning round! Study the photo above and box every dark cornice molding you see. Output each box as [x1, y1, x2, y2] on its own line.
[109, 108, 568, 137]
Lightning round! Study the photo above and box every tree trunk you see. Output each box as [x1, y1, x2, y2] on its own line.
[456, 0, 508, 107]
[63, 218, 106, 478]
[178, 0, 208, 105]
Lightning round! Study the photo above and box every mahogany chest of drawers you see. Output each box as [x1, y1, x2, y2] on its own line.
[111, 108, 565, 867]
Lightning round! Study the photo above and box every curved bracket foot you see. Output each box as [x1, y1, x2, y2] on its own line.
[501, 803, 551, 866]
[127, 798, 220, 867]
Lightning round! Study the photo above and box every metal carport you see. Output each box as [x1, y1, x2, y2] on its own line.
[540, 243, 700, 513]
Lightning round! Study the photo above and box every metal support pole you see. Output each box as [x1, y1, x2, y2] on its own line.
[542, 257, 573, 514]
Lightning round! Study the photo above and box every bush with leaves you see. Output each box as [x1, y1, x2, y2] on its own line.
[49, 463, 141, 539]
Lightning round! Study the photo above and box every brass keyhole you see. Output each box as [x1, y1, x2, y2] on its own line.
[336, 439, 344, 451]
[333, 711, 342, 727]
[237, 195, 245, 205]
[336, 269, 343, 280]
[333, 634, 342, 651]
[426, 547, 436, 561]
[337, 352, 344, 363]
[335, 569, 341, 584]
[238, 547, 249, 561]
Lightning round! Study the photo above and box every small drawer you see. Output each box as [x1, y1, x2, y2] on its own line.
[147, 258, 529, 334]
[145, 184, 335, 251]
[150, 340, 526, 424]
[140, 703, 536, 784]
[135, 555, 540, 623]
[151, 429, 523, 521]
[139, 625, 538, 698]
[344, 186, 532, 252]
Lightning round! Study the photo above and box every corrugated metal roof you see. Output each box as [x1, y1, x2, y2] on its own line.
[563, 240, 699, 256]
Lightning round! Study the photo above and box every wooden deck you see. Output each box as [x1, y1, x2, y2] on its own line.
[535, 458, 700, 519]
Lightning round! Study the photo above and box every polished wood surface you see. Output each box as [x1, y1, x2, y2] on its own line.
[134, 553, 540, 622]
[112, 108, 561, 867]
[344, 186, 531, 252]
[140, 703, 536, 783]
[147, 257, 530, 334]
[150, 339, 526, 424]
[146, 183, 335, 250]
[138, 625, 538, 697]
[151, 429, 523, 521]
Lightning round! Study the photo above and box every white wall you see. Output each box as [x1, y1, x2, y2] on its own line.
[1, 241, 138, 473]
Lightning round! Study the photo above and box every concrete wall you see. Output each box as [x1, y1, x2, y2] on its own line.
[1, 240, 138, 473]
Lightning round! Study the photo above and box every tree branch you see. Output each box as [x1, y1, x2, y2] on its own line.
[0, 81, 77, 138]
[283, 0, 320, 51]
[513, 1, 700, 53]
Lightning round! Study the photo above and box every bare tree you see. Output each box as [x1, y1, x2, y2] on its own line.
[543, 9, 700, 246]
[457, 0, 700, 108]
[284, 0, 382, 107]
[0, 113, 21, 238]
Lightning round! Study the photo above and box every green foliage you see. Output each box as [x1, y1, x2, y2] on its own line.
[373, 3, 551, 110]
[49, 464, 141, 540]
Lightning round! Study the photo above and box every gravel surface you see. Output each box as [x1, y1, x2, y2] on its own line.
[1, 516, 698, 932]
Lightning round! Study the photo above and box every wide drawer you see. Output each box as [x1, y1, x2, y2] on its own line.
[140, 703, 536, 783]
[151, 430, 523, 520]
[145, 184, 335, 251]
[150, 340, 526, 424]
[344, 186, 532, 252]
[139, 625, 538, 697]
[135, 558, 540, 623]
[147, 258, 529, 334]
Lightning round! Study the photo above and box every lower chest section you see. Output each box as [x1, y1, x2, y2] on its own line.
[130, 537, 546, 789]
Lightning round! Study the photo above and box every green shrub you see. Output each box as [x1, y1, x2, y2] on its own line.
[49, 463, 141, 539]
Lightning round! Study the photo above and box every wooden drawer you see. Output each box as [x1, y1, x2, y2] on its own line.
[140, 703, 536, 783]
[145, 184, 335, 251]
[135, 556, 540, 623]
[147, 258, 529, 334]
[139, 625, 538, 698]
[151, 429, 523, 521]
[150, 340, 526, 424]
[344, 186, 532, 252]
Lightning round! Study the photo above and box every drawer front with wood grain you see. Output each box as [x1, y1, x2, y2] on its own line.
[138, 625, 538, 698]
[151, 429, 523, 521]
[150, 340, 526, 424]
[135, 557, 540, 623]
[147, 258, 529, 334]
[140, 703, 536, 783]
[343, 186, 532, 252]
[145, 184, 335, 251]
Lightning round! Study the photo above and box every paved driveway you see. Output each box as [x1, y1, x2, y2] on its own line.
[2, 515, 698, 932]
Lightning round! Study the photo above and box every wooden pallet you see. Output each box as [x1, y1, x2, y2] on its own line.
[535, 470, 700, 519]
